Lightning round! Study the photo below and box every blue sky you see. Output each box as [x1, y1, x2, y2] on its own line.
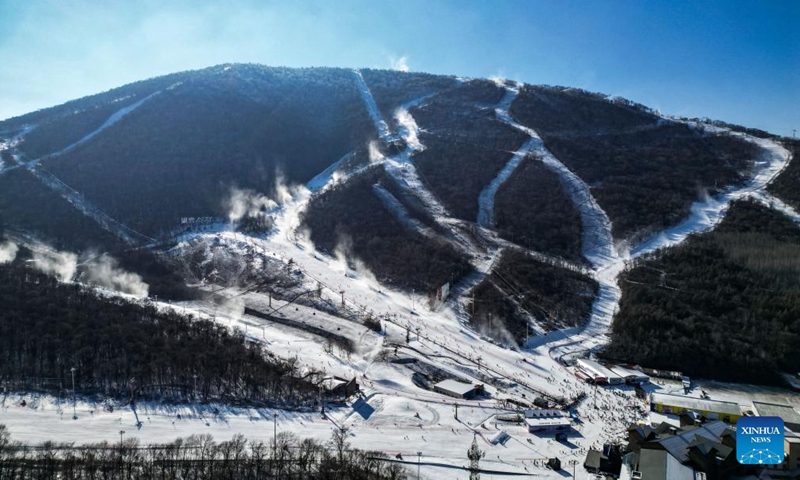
[1, 0, 797, 135]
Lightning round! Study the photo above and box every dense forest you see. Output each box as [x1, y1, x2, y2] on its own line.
[470, 249, 598, 345]
[604, 200, 800, 384]
[30, 66, 375, 238]
[767, 140, 800, 209]
[510, 85, 760, 240]
[301, 167, 472, 292]
[0, 426, 408, 480]
[0, 257, 315, 404]
[494, 158, 583, 262]
[411, 80, 529, 221]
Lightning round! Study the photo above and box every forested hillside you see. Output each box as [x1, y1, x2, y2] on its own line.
[604, 200, 800, 384]
[767, 139, 800, 208]
[411, 80, 529, 221]
[510, 86, 760, 240]
[494, 159, 583, 262]
[0, 167, 124, 252]
[301, 166, 472, 291]
[360, 68, 457, 130]
[0, 254, 315, 404]
[470, 249, 598, 344]
[13, 66, 374, 238]
[1, 66, 773, 257]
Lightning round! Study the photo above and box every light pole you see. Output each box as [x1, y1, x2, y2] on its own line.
[119, 430, 125, 445]
[70, 367, 77, 420]
[273, 413, 278, 459]
[319, 384, 325, 416]
[417, 451, 422, 480]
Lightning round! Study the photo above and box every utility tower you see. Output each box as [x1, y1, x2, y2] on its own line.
[467, 433, 484, 480]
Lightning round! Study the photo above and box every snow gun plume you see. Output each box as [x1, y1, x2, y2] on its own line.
[473, 312, 519, 348]
[213, 295, 245, 323]
[226, 187, 278, 223]
[333, 234, 353, 274]
[30, 249, 78, 281]
[274, 170, 307, 206]
[333, 233, 378, 284]
[82, 253, 149, 297]
[394, 107, 422, 150]
[368, 141, 385, 163]
[0, 240, 18, 264]
[389, 55, 410, 72]
[294, 226, 316, 253]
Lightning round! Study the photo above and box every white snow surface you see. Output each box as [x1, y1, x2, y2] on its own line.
[3, 79, 799, 479]
[372, 184, 438, 238]
[30, 90, 163, 166]
[306, 151, 353, 192]
[476, 135, 535, 228]
[352, 70, 392, 141]
[491, 81, 619, 269]
[630, 134, 791, 259]
[748, 190, 800, 225]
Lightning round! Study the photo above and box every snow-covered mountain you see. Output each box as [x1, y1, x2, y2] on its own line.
[1, 63, 797, 382]
[2, 63, 800, 479]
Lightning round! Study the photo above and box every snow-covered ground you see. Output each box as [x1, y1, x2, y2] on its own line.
[476, 86, 535, 229]
[748, 190, 800, 224]
[1, 383, 641, 479]
[352, 70, 392, 141]
[630, 134, 791, 259]
[491, 81, 619, 270]
[476, 135, 537, 229]
[3, 78, 799, 479]
[533, 129, 791, 365]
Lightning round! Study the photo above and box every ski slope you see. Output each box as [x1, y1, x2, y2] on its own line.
[29, 90, 162, 167]
[491, 81, 619, 269]
[3, 76, 798, 479]
[372, 184, 438, 239]
[630, 132, 791, 259]
[476, 137, 536, 228]
[25, 163, 156, 246]
[3, 96, 166, 246]
[748, 190, 800, 225]
[352, 70, 392, 141]
[538, 130, 791, 363]
[306, 151, 353, 192]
